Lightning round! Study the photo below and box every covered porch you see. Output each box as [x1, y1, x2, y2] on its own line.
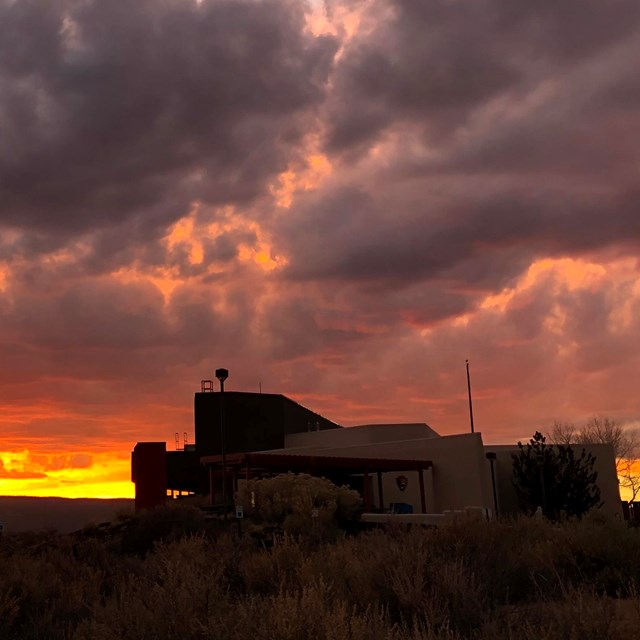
[200, 451, 434, 513]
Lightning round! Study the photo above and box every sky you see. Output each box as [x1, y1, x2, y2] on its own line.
[1, 0, 640, 498]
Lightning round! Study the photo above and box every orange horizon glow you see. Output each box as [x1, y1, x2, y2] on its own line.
[0, 450, 134, 499]
[1, 445, 637, 502]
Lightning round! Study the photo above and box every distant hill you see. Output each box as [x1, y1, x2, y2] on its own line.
[0, 496, 134, 533]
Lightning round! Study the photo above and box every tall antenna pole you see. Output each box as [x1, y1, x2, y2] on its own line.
[466, 359, 475, 434]
[215, 368, 229, 520]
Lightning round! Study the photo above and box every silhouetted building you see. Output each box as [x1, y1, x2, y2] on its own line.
[131, 384, 341, 508]
[194, 389, 340, 457]
[131, 381, 623, 520]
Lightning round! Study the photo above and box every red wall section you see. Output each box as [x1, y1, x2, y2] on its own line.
[131, 442, 167, 510]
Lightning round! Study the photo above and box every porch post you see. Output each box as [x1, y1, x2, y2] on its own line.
[363, 470, 371, 511]
[377, 471, 384, 510]
[418, 468, 427, 514]
[209, 466, 216, 506]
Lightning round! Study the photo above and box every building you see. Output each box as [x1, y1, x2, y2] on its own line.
[131, 381, 340, 510]
[131, 381, 623, 518]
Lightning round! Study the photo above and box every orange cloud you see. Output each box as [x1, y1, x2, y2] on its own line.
[480, 257, 609, 313]
[271, 149, 332, 208]
[306, 1, 364, 44]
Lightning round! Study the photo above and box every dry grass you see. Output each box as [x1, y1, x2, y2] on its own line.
[1, 508, 639, 640]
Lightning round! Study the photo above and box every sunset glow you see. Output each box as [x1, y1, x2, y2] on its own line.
[0, 451, 133, 499]
[1, 0, 639, 499]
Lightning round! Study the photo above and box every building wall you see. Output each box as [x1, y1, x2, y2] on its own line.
[131, 442, 167, 511]
[281, 396, 341, 436]
[269, 431, 495, 514]
[194, 391, 341, 458]
[485, 442, 622, 517]
[166, 451, 202, 494]
[195, 392, 286, 456]
[136, 388, 622, 518]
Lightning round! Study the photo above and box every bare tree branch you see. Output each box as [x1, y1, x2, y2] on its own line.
[548, 416, 640, 502]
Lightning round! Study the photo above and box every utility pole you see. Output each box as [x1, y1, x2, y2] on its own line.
[466, 359, 475, 434]
[216, 368, 229, 520]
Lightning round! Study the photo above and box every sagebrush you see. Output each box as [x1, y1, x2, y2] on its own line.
[1, 507, 639, 640]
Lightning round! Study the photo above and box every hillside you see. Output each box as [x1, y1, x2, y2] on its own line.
[0, 496, 133, 533]
[1, 510, 639, 640]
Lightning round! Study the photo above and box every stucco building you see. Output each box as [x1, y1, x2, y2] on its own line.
[132, 383, 622, 518]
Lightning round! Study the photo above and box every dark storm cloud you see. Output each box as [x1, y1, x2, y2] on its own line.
[278, 181, 640, 288]
[0, 0, 337, 242]
[325, 0, 640, 152]
[202, 230, 257, 264]
[276, 0, 640, 291]
[1, 274, 259, 361]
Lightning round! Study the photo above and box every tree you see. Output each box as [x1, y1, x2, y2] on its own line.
[550, 416, 640, 502]
[512, 431, 602, 519]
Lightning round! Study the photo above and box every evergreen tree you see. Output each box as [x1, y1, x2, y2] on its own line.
[512, 431, 602, 519]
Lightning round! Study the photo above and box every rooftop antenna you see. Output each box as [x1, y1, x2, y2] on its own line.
[175, 432, 180, 451]
[466, 359, 475, 434]
[183, 432, 188, 448]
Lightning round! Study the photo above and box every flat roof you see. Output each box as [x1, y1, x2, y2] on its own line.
[200, 451, 432, 472]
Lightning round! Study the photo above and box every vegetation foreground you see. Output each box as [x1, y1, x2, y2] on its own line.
[1, 506, 640, 640]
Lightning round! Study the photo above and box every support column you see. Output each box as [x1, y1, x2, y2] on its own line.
[363, 471, 371, 511]
[209, 467, 216, 506]
[425, 465, 435, 513]
[418, 468, 427, 514]
[377, 471, 384, 511]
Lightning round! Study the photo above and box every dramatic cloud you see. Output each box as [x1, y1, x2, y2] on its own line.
[1, 0, 639, 497]
[0, 0, 336, 247]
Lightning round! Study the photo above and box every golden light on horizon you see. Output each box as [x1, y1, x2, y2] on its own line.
[0, 450, 134, 499]
[619, 464, 640, 503]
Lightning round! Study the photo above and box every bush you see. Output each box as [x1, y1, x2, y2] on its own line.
[236, 472, 362, 537]
[1, 510, 640, 639]
[117, 503, 206, 555]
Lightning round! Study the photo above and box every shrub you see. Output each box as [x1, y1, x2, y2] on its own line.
[117, 503, 206, 555]
[236, 472, 362, 536]
[2, 512, 640, 639]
